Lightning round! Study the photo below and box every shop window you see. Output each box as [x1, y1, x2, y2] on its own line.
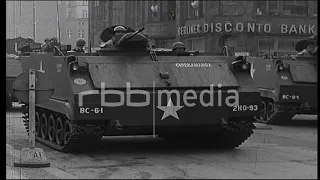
[185, 37, 205, 52]
[278, 38, 303, 52]
[258, 37, 275, 52]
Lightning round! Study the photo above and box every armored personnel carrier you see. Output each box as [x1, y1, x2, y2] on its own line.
[6, 54, 22, 109]
[19, 25, 261, 152]
[251, 36, 317, 124]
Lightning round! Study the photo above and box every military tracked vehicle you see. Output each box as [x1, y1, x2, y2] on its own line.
[6, 55, 22, 109]
[19, 25, 261, 152]
[251, 36, 317, 124]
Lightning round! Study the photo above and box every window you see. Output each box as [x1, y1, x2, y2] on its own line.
[221, 1, 241, 16]
[112, 9, 122, 24]
[94, 1, 99, 7]
[150, 1, 160, 21]
[258, 37, 275, 52]
[188, 0, 203, 18]
[185, 37, 205, 52]
[82, 10, 88, 18]
[66, 1, 71, 7]
[78, 1, 88, 6]
[313, 3, 317, 16]
[159, 41, 167, 48]
[67, 9, 72, 18]
[78, 29, 84, 38]
[257, 1, 267, 15]
[256, 1, 279, 15]
[282, 0, 308, 16]
[67, 30, 72, 39]
[283, 0, 306, 5]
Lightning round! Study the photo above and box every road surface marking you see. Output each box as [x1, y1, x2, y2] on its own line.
[6, 144, 78, 179]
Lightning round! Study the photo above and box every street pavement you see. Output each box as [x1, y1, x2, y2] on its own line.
[6, 110, 317, 179]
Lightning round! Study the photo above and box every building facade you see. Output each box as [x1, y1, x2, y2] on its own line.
[6, 1, 60, 43]
[59, 1, 89, 48]
[6, 1, 88, 50]
[89, 0, 317, 55]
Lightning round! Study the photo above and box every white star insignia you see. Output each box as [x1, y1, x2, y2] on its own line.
[157, 98, 184, 120]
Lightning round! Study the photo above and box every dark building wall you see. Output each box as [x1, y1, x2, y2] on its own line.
[177, 1, 317, 55]
[89, 0, 317, 54]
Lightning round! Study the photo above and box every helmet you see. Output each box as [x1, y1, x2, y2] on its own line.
[172, 42, 186, 50]
[51, 37, 58, 41]
[76, 38, 86, 46]
[44, 38, 50, 42]
[26, 37, 33, 42]
[114, 26, 126, 32]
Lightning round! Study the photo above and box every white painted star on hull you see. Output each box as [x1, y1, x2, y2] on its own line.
[157, 98, 184, 120]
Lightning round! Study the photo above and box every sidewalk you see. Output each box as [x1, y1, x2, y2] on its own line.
[6, 144, 78, 179]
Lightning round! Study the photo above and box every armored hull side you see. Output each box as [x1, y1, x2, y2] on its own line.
[6, 58, 22, 109]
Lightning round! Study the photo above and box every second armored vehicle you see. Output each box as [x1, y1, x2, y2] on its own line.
[251, 36, 317, 124]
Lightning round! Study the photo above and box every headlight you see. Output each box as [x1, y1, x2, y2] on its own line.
[277, 64, 284, 71]
[279, 65, 283, 70]
[72, 64, 79, 71]
[241, 64, 248, 70]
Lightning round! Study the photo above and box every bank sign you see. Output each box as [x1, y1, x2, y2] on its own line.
[178, 22, 317, 36]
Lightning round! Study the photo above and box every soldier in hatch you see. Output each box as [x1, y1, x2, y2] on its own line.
[297, 35, 318, 56]
[18, 37, 33, 55]
[42, 37, 50, 52]
[72, 38, 86, 52]
[172, 42, 186, 54]
[44, 37, 61, 55]
[101, 26, 127, 48]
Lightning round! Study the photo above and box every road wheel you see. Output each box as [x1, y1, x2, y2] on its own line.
[255, 100, 268, 123]
[55, 117, 64, 145]
[35, 112, 41, 137]
[64, 120, 72, 145]
[48, 115, 56, 142]
[40, 113, 48, 139]
[266, 101, 275, 121]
